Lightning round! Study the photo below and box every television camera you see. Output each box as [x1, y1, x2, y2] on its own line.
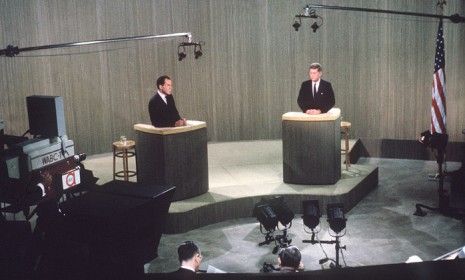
[1, 96, 99, 277]
[1, 96, 176, 278]
[0, 96, 94, 215]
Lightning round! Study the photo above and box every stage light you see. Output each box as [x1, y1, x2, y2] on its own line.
[269, 196, 294, 228]
[177, 45, 187, 61]
[302, 200, 321, 230]
[194, 45, 203, 59]
[418, 130, 448, 151]
[292, 19, 301, 31]
[327, 203, 346, 234]
[254, 197, 293, 249]
[293, 5, 323, 32]
[253, 202, 278, 232]
[311, 22, 320, 32]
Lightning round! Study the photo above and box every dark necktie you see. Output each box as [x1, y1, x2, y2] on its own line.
[313, 83, 317, 98]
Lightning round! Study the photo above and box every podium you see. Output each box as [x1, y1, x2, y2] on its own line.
[134, 121, 208, 201]
[282, 108, 341, 185]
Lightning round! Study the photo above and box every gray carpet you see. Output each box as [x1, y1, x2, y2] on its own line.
[145, 157, 465, 273]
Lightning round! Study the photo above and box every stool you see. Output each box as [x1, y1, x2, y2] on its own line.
[112, 140, 137, 181]
[341, 121, 351, 171]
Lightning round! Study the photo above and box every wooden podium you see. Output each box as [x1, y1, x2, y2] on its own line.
[134, 121, 208, 201]
[282, 108, 341, 185]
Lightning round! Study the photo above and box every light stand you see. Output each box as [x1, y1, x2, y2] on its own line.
[258, 224, 292, 254]
[414, 131, 465, 219]
[302, 201, 347, 268]
[254, 197, 294, 253]
[258, 225, 276, 246]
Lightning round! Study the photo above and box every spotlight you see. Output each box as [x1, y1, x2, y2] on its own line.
[302, 200, 321, 230]
[269, 196, 294, 228]
[253, 202, 278, 232]
[254, 197, 293, 249]
[292, 19, 301, 31]
[177, 45, 187, 61]
[303, 201, 348, 268]
[418, 130, 448, 151]
[194, 44, 203, 59]
[327, 203, 346, 234]
[311, 22, 320, 32]
[293, 5, 323, 32]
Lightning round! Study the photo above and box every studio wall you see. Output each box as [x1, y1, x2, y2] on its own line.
[1, 0, 464, 155]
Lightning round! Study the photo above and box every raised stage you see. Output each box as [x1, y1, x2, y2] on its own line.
[85, 139, 378, 233]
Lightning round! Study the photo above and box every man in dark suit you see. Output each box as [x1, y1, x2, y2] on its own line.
[297, 63, 335, 114]
[170, 241, 202, 280]
[149, 75, 186, 127]
[274, 246, 304, 273]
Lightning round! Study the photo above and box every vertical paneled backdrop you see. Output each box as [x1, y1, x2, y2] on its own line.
[1, 0, 464, 155]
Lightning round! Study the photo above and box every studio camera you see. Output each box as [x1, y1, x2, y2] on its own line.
[1, 95, 97, 215]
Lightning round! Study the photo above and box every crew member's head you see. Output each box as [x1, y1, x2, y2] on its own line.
[177, 241, 202, 271]
[157, 75, 173, 95]
[278, 246, 302, 271]
[308, 63, 322, 82]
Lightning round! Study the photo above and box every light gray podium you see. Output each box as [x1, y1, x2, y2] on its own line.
[282, 108, 341, 185]
[134, 121, 208, 201]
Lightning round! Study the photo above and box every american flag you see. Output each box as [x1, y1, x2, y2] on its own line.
[431, 19, 446, 134]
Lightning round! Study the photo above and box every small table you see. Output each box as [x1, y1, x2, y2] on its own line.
[112, 140, 137, 181]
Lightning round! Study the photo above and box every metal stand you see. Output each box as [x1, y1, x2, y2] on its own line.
[258, 225, 292, 254]
[303, 231, 346, 268]
[414, 146, 465, 219]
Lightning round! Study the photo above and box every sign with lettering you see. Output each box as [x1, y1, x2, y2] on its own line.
[62, 167, 81, 190]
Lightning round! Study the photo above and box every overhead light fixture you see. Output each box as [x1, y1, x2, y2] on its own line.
[177, 45, 186, 61]
[327, 203, 346, 234]
[292, 5, 323, 32]
[311, 22, 320, 33]
[177, 41, 205, 61]
[194, 44, 203, 59]
[292, 18, 301, 31]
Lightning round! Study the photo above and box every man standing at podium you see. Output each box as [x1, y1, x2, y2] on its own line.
[149, 75, 186, 127]
[297, 63, 335, 115]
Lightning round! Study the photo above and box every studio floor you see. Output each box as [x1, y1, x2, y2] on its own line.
[84, 140, 465, 273]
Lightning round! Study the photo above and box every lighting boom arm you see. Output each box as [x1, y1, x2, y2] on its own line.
[300, 4, 465, 23]
[0, 32, 197, 57]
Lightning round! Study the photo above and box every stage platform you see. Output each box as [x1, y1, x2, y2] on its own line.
[85, 139, 378, 233]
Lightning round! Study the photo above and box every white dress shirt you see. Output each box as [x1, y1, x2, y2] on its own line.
[157, 90, 168, 104]
[312, 80, 320, 97]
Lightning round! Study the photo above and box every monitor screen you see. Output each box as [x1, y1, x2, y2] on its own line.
[26, 95, 66, 137]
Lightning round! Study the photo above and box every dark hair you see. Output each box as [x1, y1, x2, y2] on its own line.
[156, 75, 171, 89]
[279, 246, 301, 268]
[178, 241, 200, 263]
[309, 63, 322, 72]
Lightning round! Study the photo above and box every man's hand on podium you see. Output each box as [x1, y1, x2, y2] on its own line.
[175, 118, 187, 127]
[305, 109, 322, 115]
